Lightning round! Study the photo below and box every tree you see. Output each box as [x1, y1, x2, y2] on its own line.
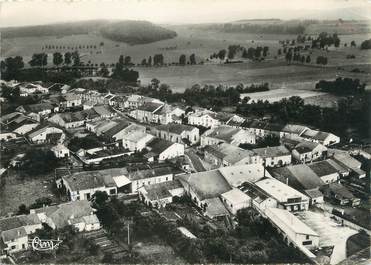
[190, 53, 196, 64]
[124, 56, 132, 65]
[92, 191, 109, 206]
[18, 204, 29, 215]
[351, 40, 356, 47]
[277, 48, 282, 55]
[53, 52, 63, 67]
[179, 54, 186, 65]
[306, 55, 311, 63]
[64, 52, 72, 66]
[71, 51, 80, 66]
[153, 54, 164, 66]
[141, 58, 147, 66]
[151, 78, 160, 89]
[119, 55, 124, 66]
[19, 149, 58, 176]
[148, 56, 152, 66]
[360, 39, 371, 50]
[217, 49, 227, 60]
[1, 56, 24, 80]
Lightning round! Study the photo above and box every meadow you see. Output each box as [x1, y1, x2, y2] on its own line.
[1, 25, 370, 93]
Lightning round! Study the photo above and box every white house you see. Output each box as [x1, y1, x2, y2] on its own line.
[252, 145, 292, 167]
[201, 125, 256, 147]
[51, 144, 70, 158]
[292, 141, 328, 163]
[265, 208, 319, 249]
[122, 132, 154, 152]
[151, 123, 200, 145]
[26, 126, 64, 144]
[145, 138, 185, 162]
[300, 129, 340, 146]
[221, 188, 251, 215]
[128, 166, 174, 193]
[188, 110, 220, 128]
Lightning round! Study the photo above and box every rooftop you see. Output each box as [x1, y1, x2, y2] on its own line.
[219, 164, 266, 187]
[221, 188, 251, 204]
[308, 160, 339, 177]
[253, 145, 291, 157]
[255, 177, 308, 203]
[179, 169, 232, 201]
[142, 179, 183, 201]
[204, 197, 230, 218]
[138, 102, 163, 112]
[128, 166, 173, 181]
[266, 208, 318, 236]
[155, 123, 196, 134]
[146, 138, 175, 155]
[205, 143, 254, 164]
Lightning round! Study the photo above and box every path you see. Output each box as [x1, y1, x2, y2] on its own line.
[185, 149, 206, 172]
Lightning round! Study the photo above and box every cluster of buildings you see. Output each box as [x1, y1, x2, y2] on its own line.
[0, 81, 367, 261]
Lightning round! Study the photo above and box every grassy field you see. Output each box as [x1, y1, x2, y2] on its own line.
[1, 26, 370, 94]
[0, 170, 60, 216]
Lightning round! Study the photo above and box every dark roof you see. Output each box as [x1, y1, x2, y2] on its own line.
[294, 141, 320, 154]
[253, 145, 291, 157]
[269, 164, 324, 191]
[103, 121, 131, 138]
[138, 102, 163, 112]
[128, 166, 173, 181]
[147, 138, 174, 155]
[155, 124, 196, 135]
[322, 183, 356, 200]
[20, 103, 54, 113]
[179, 170, 232, 201]
[308, 160, 339, 177]
[144, 180, 183, 201]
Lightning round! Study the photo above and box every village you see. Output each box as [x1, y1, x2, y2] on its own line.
[0, 78, 369, 264]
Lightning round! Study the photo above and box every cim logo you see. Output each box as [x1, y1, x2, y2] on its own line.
[28, 237, 63, 251]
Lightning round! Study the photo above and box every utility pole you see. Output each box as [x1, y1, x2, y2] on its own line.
[127, 223, 130, 246]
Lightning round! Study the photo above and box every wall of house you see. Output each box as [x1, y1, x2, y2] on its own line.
[264, 155, 292, 167]
[4, 236, 28, 253]
[131, 173, 173, 193]
[320, 173, 339, 184]
[159, 143, 184, 161]
[222, 196, 251, 215]
[14, 123, 39, 135]
[0, 132, 17, 141]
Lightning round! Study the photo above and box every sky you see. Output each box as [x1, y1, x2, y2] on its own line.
[1, 0, 371, 27]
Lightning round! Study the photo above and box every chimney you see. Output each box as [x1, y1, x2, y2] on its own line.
[286, 177, 289, 185]
[70, 215, 74, 219]
[17, 230, 21, 236]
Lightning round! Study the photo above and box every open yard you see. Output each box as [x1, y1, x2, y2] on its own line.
[296, 210, 358, 265]
[0, 170, 60, 216]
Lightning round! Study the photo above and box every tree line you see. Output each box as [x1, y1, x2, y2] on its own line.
[236, 94, 369, 139]
[315, 78, 366, 95]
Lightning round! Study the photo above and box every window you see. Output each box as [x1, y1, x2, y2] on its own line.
[11, 246, 16, 250]
[306, 235, 310, 240]
[302, 240, 312, 245]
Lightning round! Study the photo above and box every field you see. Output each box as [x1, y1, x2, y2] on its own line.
[0, 170, 60, 216]
[1, 25, 370, 93]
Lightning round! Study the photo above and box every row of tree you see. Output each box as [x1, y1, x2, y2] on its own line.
[179, 53, 196, 65]
[29, 51, 81, 68]
[210, 46, 270, 60]
[237, 94, 369, 139]
[42, 42, 103, 50]
[315, 78, 366, 95]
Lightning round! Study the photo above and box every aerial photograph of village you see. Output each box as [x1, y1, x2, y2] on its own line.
[0, 0, 370, 264]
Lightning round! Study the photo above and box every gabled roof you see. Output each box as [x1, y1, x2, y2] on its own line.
[63, 168, 128, 191]
[308, 160, 339, 177]
[205, 143, 254, 164]
[155, 123, 196, 135]
[204, 197, 230, 218]
[129, 166, 173, 181]
[294, 141, 323, 154]
[146, 138, 175, 155]
[142, 179, 183, 201]
[103, 121, 131, 138]
[93, 105, 114, 117]
[138, 102, 163, 112]
[253, 145, 291, 157]
[269, 164, 324, 191]
[179, 170, 232, 201]
[18, 103, 54, 113]
[205, 125, 243, 142]
[266, 208, 318, 236]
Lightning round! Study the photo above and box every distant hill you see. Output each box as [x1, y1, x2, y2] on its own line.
[0, 20, 177, 45]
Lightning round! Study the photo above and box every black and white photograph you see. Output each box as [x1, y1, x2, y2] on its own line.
[0, 0, 370, 264]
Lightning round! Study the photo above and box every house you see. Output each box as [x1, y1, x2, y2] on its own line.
[252, 145, 292, 167]
[138, 179, 184, 208]
[201, 125, 256, 147]
[320, 183, 360, 207]
[57, 168, 129, 201]
[30, 200, 100, 232]
[47, 93, 82, 109]
[204, 142, 258, 168]
[300, 129, 340, 146]
[0, 112, 39, 135]
[145, 138, 184, 162]
[255, 178, 310, 211]
[269, 165, 324, 205]
[292, 141, 327, 163]
[331, 153, 366, 178]
[152, 104, 185, 125]
[17, 82, 49, 96]
[101, 121, 132, 142]
[221, 188, 252, 215]
[0, 214, 42, 254]
[178, 164, 269, 218]
[76, 146, 133, 165]
[0, 130, 17, 142]
[187, 110, 220, 128]
[265, 208, 319, 249]
[51, 144, 70, 158]
[308, 160, 341, 184]
[16, 103, 57, 121]
[131, 102, 164, 123]
[152, 123, 200, 145]
[26, 126, 64, 144]
[86, 119, 119, 136]
[215, 113, 245, 125]
[49, 106, 114, 129]
[280, 124, 309, 138]
[122, 130, 154, 152]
